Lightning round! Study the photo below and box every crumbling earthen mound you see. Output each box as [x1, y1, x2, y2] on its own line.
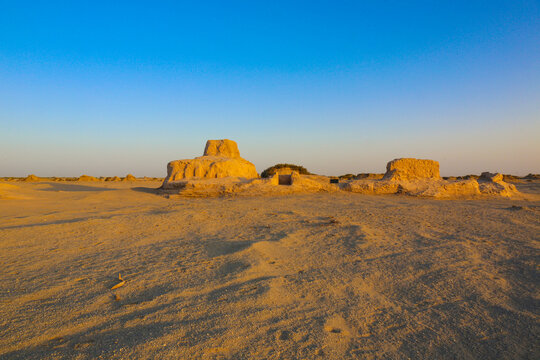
[383, 158, 440, 181]
[203, 139, 241, 158]
[162, 139, 258, 189]
[165, 157, 258, 183]
[123, 174, 137, 181]
[22, 175, 41, 182]
[78, 175, 99, 181]
[477, 172, 518, 197]
[344, 160, 520, 198]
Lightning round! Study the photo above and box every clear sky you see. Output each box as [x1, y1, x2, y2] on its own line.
[1, 1, 539, 177]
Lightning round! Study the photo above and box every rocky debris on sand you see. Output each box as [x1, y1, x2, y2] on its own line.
[502, 174, 522, 182]
[163, 172, 337, 197]
[341, 179, 399, 195]
[477, 172, 518, 197]
[355, 173, 384, 180]
[343, 159, 520, 198]
[479, 172, 503, 182]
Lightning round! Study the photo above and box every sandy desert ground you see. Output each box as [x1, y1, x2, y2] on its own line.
[0, 180, 539, 359]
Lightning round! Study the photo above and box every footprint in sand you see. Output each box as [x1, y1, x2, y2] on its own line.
[275, 330, 291, 341]
[325, 326, 342, 333]
[323, 315, 351, 337]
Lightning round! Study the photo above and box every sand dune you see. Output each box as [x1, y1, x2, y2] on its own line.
[0, 180, 538, 359]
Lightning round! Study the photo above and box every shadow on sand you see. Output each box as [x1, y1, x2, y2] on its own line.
[38, 183, 114, 192]
[130, 186, 162, 195]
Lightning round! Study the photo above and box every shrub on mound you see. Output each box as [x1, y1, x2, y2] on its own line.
[261, 164, 311, 178]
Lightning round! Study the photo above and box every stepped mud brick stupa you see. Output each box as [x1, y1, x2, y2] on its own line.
[162, 139, 258, 189]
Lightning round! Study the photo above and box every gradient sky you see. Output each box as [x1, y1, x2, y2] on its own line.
[1, 1, 539, 177]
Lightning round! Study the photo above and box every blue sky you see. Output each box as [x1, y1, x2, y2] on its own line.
[1, 1, 539, 176]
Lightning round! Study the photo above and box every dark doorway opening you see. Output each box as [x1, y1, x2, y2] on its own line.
[278, 175, 292, 185]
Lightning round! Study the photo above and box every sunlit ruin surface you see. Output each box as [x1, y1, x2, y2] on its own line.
[1, 143, 539, 359]
[159, 140, 522, 199]
[162, 139, 258, 186]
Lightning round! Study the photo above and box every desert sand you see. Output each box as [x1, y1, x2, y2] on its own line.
[0, 178, 539, 359]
